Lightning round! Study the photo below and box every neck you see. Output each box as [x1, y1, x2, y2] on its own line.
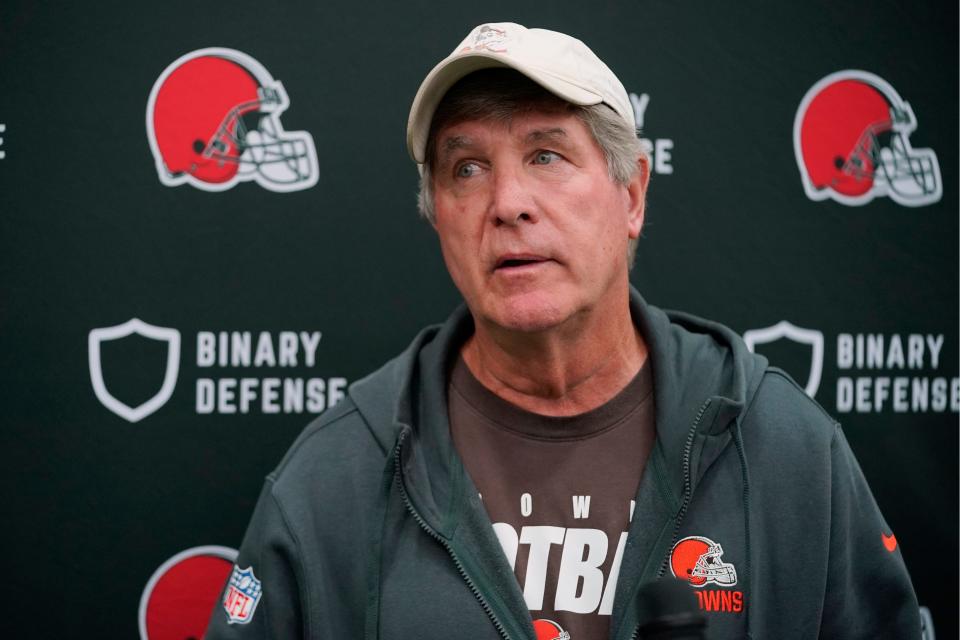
[461, 292, 647, 417]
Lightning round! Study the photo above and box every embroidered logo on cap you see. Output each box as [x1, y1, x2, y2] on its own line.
[464, 24, 508, 53]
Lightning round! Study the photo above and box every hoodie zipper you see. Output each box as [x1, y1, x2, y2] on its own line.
[628, 398, 713, 640]
[393, 429, 514, 640]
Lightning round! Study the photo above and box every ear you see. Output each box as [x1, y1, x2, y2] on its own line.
[418, 162, 440, 232]
[626, 155, 650, 240]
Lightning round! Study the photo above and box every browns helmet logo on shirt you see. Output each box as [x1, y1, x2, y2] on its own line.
[669, 536, 746, 614]
[147, 48, 318, 192]
[533, 618, 571, 640]
[793, 69, 941, 208]
[669, 535, 737, 587]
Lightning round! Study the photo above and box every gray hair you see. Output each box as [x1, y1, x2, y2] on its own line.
[416, 69, 648, 265]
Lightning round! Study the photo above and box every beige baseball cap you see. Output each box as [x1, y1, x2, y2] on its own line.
[406, 22, 635, 164]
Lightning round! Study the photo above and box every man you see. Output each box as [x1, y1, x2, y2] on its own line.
[206, 23, 921, 639]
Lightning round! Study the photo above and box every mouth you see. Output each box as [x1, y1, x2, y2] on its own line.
[493, 254, 553, 272]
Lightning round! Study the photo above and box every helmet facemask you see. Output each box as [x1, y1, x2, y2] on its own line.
[692, 542, 738, 586]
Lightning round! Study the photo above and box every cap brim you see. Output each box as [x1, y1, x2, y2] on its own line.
[406, 51, 604, 164]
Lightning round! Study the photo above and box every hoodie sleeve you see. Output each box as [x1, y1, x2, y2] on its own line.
[205, 478, 304, 639]
[818, 426, 921, 639]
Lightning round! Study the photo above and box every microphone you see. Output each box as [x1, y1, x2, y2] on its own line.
[636, 578, 707, 639]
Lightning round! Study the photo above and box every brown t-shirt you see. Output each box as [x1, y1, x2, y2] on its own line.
[448, 357, 656, 640]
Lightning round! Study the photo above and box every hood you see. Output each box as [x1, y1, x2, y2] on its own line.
[349, 304, 474, 537]
[637, 298, 767, 507]
[348, 287, 768, 530]
[348, 288, 769, 640]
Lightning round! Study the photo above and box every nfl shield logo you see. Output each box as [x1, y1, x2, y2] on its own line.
[222, 565, 262, 624]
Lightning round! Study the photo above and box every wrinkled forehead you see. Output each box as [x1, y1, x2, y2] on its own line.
[432, 110, 583, 162]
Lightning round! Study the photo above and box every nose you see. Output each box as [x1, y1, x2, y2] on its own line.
[488, 164, 538, 227]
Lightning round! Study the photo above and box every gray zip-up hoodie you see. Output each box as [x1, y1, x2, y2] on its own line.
[206, 290, 921, 639]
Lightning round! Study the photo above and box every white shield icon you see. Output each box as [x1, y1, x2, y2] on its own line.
[88, 318, 181, 423]
[743, 321, 824, 398]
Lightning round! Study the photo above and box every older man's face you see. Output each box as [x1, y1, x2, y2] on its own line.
[431, 108, 646, 334]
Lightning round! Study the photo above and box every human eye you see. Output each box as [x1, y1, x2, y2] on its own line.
[455, 161, 480, 178]
[532, 150, 560, 165]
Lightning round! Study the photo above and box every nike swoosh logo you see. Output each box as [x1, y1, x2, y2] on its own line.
[882, 532, 897, 552]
